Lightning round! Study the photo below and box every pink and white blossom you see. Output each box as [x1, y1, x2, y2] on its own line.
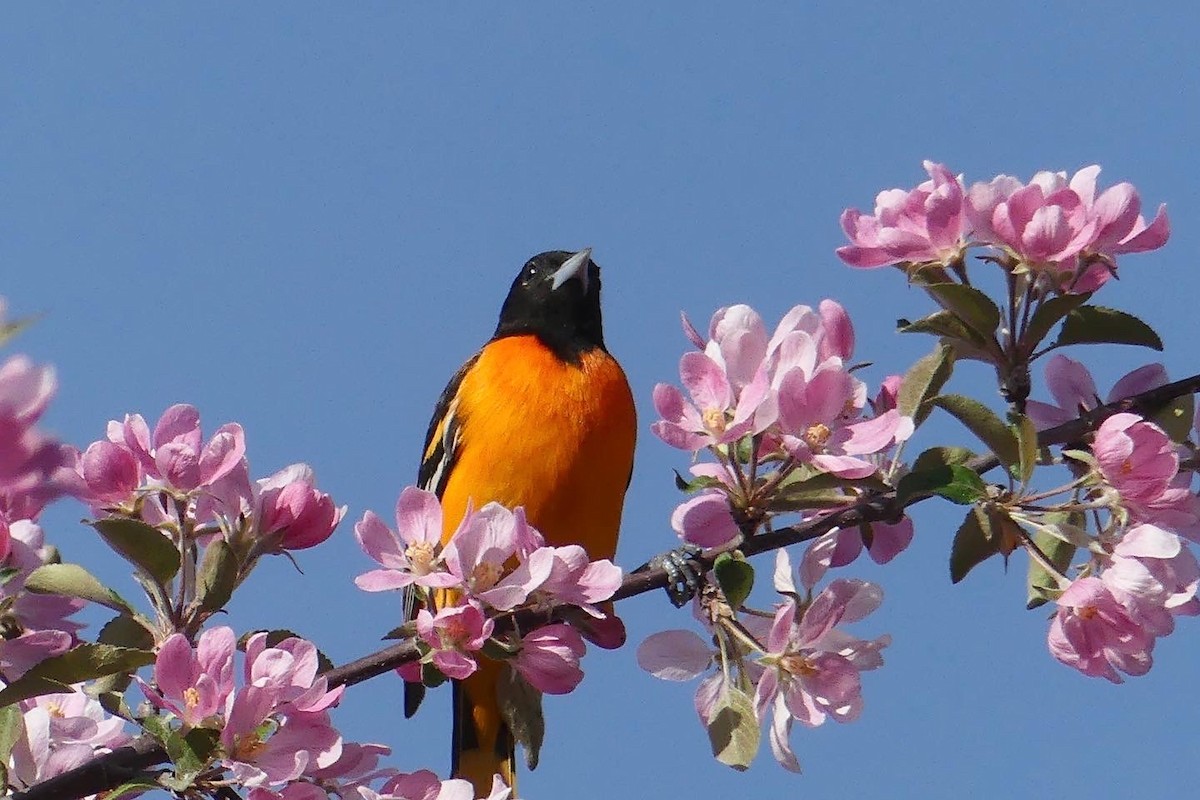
[1048, 576, 1154, 683]
[1026, 355, 1167, 430]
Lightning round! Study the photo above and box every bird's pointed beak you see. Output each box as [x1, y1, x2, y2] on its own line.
[550, 248, 592, 292]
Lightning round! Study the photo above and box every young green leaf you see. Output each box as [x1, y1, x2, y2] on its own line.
[0, 706, 23, 773]
[897, 343, 956, 428]
[1026, 527, 1075, 610]
[24, 563, 134, 615]
[92, 518, 181, 584]
[195, 540, 239, 617]
[924, 283, 1002, 342]
[0, 644, 155, 706]
[707, 683, 761, 771]
[896, 464, 987, 506]
[1020, 292, 1090, 356]
[950, 507, 1001, 584]
[897, 310, 985, 344]
[499, 665, 545, 771]
[910, 446, 978, 474]
[934, 394, 1020, 468]
[1014, 413, 1039, 485]
[1152, 393, 1195, 443]
[713, 553, 755, 610]
[1052, 305, 1163, 351]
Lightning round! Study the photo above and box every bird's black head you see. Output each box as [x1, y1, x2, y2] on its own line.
[493, 249, 606, 362]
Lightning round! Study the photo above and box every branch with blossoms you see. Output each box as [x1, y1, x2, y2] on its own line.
[4, 161, 1200, 799]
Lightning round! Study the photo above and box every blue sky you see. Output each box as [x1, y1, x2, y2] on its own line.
[4, 3, 1200, 798]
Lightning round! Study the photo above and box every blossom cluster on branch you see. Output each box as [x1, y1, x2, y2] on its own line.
[2, 159, 1198, 800]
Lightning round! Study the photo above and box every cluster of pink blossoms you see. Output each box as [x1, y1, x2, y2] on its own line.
[0, 346, 85, 674]
[66, 403, 345, 557]
[137, 625, 401, 797]
[838, 161, 1169, 292]
[654, 301, 914, 571]
[1023, 357, 1200, 682]
[638, 550, 888, 771]
[354, 487, 623, 694]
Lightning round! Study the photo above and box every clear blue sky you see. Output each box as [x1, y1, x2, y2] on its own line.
[4, 3, 1200, 798]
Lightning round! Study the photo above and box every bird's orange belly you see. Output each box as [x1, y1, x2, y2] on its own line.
[437, 335, 636, 560]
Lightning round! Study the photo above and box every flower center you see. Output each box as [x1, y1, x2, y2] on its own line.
[405, 541, 436, 575]
[779, 653, 818, 677]
[470, 561, 503, 592]
[804, 423, 832, 450]
[1120, 458, 1134, 475]
[703, 408, 728, 435]
[183, 687, 201, 709]
[1079, 605, 1098, 620]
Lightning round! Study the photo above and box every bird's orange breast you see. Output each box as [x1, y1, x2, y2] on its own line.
[438, 334, 636, 560]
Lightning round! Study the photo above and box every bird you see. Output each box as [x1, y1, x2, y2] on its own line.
[414, 248, 637, 795]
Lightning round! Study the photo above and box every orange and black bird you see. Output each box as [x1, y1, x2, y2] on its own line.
[415, 248, 637, 794]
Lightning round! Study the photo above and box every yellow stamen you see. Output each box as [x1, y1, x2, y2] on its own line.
[804, 423, 832, 450]
[702, 408, 728, 435]
[405, 541, 436, 575]
[470, 561, 503, 592]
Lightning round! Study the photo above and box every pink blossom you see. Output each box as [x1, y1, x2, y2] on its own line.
[244, 631, 344, 714]
[7, 686, 130, 790]
[0, 356, 66, 513]
[754, 576, 889, 769]
[966, 165, 1168, 289]
[529, 544, 622, 614]
[305, 741, 396, 793]
[222, 699, 343, 788]
[837, 161, 968, 269]
[799, 517, 914, 589]
[1048, 576, 1154, 682]
[255, 464, 345, 550]
[248, 785, 330, 800]
[403, 602, 494, 681]
[0, 520, 85, 677]
[670, 490, 740, 549]
[651, 352, 770, 451]
[354, 487, 463, 593]
[119, 404, 246, 492]
[363, 770, 478, 800]
[1093, 413, 1179, 509]
[514, 623, 587, 694]
[441, 504, 550, 610]
[636, 629, 716, 682]
[1104, 525, 1200, 634]
[71, 440, 142, 509]
[1026, 355, 1167, 430]
[139, 627, 236, 727]
[768, 331, 912, 477]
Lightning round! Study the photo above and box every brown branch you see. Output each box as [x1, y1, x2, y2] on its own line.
[17, 371, 1200, 800]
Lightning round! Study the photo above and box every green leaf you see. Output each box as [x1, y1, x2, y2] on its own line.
[0, 644, 155, 706]
[24, 563, 134, 614]
[1153, 393, 1195, 443]
[896, 464, 986, 506]
[105, 779, 166, 800]
[950, 507, 1001, 584]
[140, 714, 218, 791]
[92, 517, 181, 584]
[0, 705, 23, 770]
[924, 283, 1002, 341]
[499, 665, 544, 771]
[1052, 305, 1163, 351]
[195, 540, 238, 616]
[897, 309, 984, 343]
[1021, 292, 1090, 355]
[707, 683, 760, 771]
[950, 506, 1022, 583]
[934, 394, 1020, 468]
[910, 446, 977, 474]
[1014, 413, 1039, 485]
[98, 614, 156, 650]
[897, 343, 956, 428]
[713, 553, 754, 610]
[674, 470, 725, 494]
[1026, 526, 1075, 610]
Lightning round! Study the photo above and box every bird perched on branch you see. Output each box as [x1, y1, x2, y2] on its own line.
[413, 248, 637, 795]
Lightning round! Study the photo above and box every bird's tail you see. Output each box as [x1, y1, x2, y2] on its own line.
[452, 658, 516, 796]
